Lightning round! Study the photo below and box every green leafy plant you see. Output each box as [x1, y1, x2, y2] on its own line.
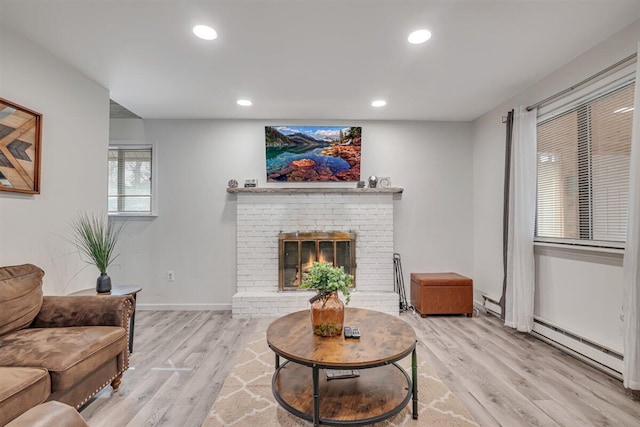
[301, 262, 354, 305]
[70, 212, 123, 275]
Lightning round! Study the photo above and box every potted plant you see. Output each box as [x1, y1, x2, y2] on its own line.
[70, 212, 124, 293]
[301, 262, 354, 337]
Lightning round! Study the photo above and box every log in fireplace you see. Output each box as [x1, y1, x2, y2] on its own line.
[278, 231, 356, 291]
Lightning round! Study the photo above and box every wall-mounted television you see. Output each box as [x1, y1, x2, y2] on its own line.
[265, 126, 361, 182]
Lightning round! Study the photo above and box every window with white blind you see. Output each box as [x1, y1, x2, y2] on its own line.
[108, 146, 154, 215]
[536, 81, 634, 246]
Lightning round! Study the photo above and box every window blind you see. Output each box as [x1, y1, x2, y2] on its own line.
[536, 82, 634, 245]
[108, 147, 152, 213]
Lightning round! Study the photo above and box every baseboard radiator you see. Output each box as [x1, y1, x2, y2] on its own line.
[481, 294, 501, 318]
[532, 317, 623, 379]
[481, 295, 623, 379]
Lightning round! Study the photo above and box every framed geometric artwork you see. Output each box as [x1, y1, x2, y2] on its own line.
[0, 98, 42, 194]
[265, 126, 361, 182]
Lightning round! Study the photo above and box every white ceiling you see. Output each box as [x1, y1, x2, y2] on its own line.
[2, 0, 640, 121]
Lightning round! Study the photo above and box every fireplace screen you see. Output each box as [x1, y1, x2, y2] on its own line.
[279, 231, 356, 291]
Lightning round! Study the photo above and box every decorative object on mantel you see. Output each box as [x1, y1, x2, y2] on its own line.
[357, 180, 366, 188]
[244, 179, 257, 188]
[265, 126, 361, 182]
[0, 97, 42, 194]
[227, 179, 238, 188]
[70, 212, 124, 294]
[378, 177, 391, 188]
[368, 175, 378, 188]
[301, 262, 354, 337]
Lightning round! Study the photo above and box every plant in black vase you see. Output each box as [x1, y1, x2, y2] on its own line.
[70, 212, 123, 293]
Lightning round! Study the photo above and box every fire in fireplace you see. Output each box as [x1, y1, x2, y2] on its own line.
[278, 231, 356, 291]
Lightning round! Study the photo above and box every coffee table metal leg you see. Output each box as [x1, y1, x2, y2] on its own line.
[275, 354, 280, 370]
[312, 365, 320, 427]
[412, 346, 418, 419]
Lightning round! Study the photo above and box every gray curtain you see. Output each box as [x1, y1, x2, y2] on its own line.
[499, 109, 514, 320]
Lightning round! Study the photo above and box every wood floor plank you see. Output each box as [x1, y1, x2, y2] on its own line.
[446, 319, 623, 426]
[407, 318, 562, 426]
[453, 392, 501, 427]
[81, 311, 222, 424]
[159, 317, 254, 426]
[79, 310, 640, 427]
[404, 313, 640, 427]
[546, 351, 640, 418]
[534, 399, 596, 427]
[438, 317, 553, 403]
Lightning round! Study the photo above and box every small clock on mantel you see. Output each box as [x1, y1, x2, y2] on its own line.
[378, 177, 391, 188]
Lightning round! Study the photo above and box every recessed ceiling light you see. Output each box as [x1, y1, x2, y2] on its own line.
[193, 25, 217, 40]
[237, 99, 252, 106]
[371, 100, 387, 107]
[408, 29, 431, 44]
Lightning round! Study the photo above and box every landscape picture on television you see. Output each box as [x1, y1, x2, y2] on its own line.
[265, 126, 361, 182]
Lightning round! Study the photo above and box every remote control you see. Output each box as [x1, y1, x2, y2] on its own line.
[351, 326, 361, 339]
[343, 326, 352, 338]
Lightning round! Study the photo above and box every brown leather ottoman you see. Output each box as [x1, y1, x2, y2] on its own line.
[410, 273, 473, 317]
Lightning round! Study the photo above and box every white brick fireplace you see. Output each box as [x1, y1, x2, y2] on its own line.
[229, 188, 402, 317]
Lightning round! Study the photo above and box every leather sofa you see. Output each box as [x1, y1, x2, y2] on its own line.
[5, 401, 89, 427]
[0, 264, 135, 425]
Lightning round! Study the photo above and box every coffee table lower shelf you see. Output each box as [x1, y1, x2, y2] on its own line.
[272, 360, 413, 425]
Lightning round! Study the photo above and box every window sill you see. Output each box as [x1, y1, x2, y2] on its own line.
[534, 240, 624, 255]
[108, 213, 157, 220]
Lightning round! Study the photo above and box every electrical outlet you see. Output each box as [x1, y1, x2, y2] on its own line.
[167, 271, 175, 282]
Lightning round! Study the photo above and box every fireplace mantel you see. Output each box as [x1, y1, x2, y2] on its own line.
[227, 187, 403, 194]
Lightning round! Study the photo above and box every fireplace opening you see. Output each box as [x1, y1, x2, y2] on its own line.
[279, 231, 356, 291]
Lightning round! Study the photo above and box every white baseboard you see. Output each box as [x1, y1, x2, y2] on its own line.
[137, 303, 232, 311]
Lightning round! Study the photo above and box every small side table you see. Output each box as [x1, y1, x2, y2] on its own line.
[68, 285, 142, 353]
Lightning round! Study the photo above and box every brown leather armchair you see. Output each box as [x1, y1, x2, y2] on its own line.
[0, 264, 134, 425]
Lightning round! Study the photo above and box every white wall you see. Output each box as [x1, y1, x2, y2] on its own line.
[472, 19, 640, 352]
[109, 119, 473, 309]
[535, 246, 624, 353]
[0, 24, 109, 294]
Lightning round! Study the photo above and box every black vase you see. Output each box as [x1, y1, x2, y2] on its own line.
[96, 273, 112, 294]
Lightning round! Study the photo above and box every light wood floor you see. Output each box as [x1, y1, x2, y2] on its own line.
[80, 310, 640, 426]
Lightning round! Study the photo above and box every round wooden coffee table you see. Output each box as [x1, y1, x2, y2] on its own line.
[267, 308, 417, 426]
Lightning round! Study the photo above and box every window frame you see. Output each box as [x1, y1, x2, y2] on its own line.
[108, 142, 157, 218]
[534, 64, 635, 250]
